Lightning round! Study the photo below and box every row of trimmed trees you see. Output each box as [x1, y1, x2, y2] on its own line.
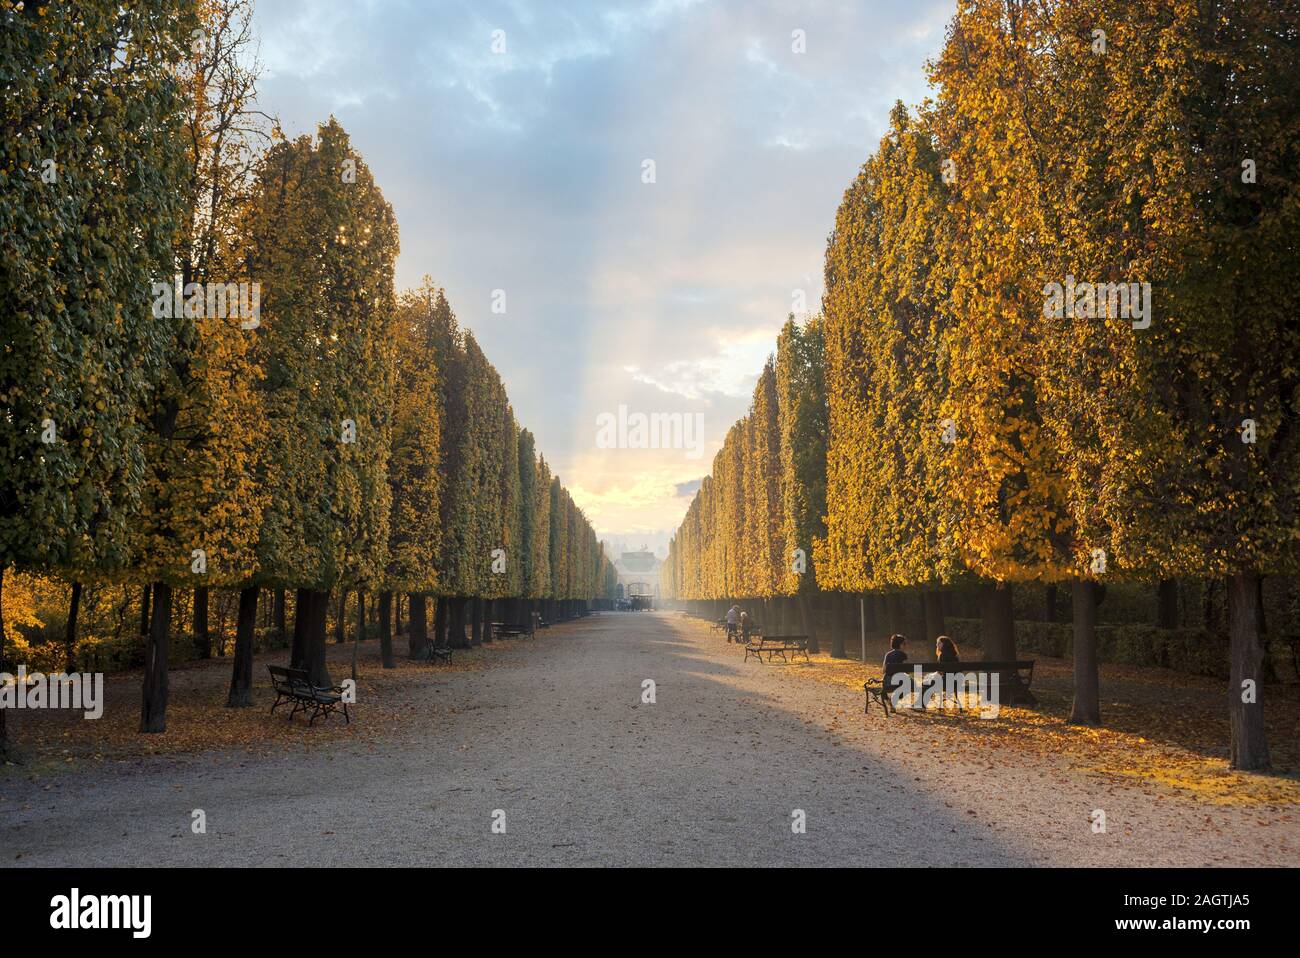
[662, 318, 830, 644]
[0, 0, 613, 753]
[663, 0, 1299, 770]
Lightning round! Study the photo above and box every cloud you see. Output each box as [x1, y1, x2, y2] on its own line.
[251, 0, 951, 542]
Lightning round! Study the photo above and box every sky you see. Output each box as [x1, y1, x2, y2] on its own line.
[251, 0, 954, 556]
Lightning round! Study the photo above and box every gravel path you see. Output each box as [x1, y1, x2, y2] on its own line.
[1, 611, 1292, 866]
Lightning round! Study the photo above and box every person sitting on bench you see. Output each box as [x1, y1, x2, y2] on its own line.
[726, 604, 740, 643]
[883, 634, 915, 708]
[883, 633, 908, 671]
[925, 634, 962, 705]
[936, 635, 960, 665]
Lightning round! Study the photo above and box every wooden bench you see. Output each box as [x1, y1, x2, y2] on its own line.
[864, 660, 1036, 716]
[744, 633, 809, 663]
[267, 665, 350, 726]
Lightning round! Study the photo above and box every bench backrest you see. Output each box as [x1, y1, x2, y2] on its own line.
[268, 664, 313, 693]
[882, 660, 1033, 677]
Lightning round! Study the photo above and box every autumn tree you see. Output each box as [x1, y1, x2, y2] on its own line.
[133, 0, 273, 724]
[1069, 0, 1300, 765]
[774, 316, 828, 649]
[528, 453, 554, 605]
[925, 2, 1077, 677]
[246, 118, 398, 689]
[548, 477, 568, 613]
[381, 281, 445, 668]
[1, 0, 198, 749]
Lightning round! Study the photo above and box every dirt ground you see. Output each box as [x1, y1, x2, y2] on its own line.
[1, 611, 1295, 866]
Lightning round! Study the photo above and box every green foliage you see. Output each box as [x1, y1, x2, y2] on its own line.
[819, 103, 965, 593]
[529, 455, 553, 598]
[130, 0, 272, 590]
[385, 281, 445, 594]
[742, 360, 782, 597]
[1, 0, 197, 575]
[776, 316, 827, 595]
[246, 118, 397, 591]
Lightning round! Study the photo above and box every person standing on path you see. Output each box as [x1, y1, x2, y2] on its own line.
[726, 604, 740, 642]
[739, 610, 752, 645]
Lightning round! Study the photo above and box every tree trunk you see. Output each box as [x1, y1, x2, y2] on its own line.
[1068, 579, 1101, 726]
[1156, 579, 1179, 629]
[483, 599, 495, 642]
[885, 593, 907, 637]
[923, 589, 945, 645]
[139, 584, 152, 638]
[911, 593, 928, 641]
[351, 598, 361, 684]
[827, 592, 846, 658]
[302, 589, 333, 689]
[215, 596, 227, 657]
[140, 582, 172, 733]
[193, 585, 210, 659]
[433, 597, 447, 647]
[408, 594, 429, 659]
[291, 587, 310, 669]
[1045, 584, 1059, 623]
[1203, 578, 1219, 631]
[1227, 571, 1271, 771]
[226, 585, 259, 707]
[0, 568, 8, 758]
[821, 590, 842, 657]
[980, 582, 1017, 661]
[273, 588, 286, 641]
[334, 589, 347, 644]
[470, 597, 483, 646]
[797, 594, 819, 655]
[450, 598, 470, 649]
[378, 592, 395, 668]
[65, 581, 83, 672]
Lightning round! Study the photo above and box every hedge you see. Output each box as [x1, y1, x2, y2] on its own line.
[944, 618, 1231, 679]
